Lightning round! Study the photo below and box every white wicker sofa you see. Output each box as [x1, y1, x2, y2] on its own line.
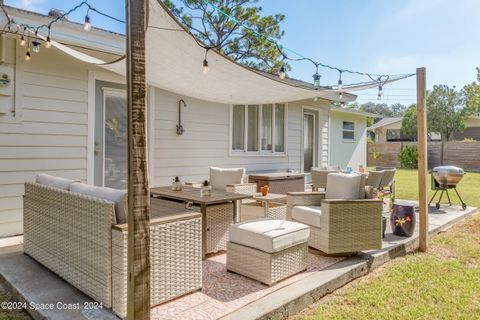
[23, 174, 202, 318]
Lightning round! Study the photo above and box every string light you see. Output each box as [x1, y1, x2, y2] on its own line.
[45, 26, 51, 48]
[377, 85, 383, 100]
[202, 48, 210, 74]
[25, 48, 31, 61]
[340, 101, 345, 107]
[339, 91, 343, 100]
[337, 71, 343, 90]
[19, 27, 26, 46]
[32, 31, 40, 53]
[312, 65, 321, 88]
[279, 64, 286, 79]
[84, 11, 91, 31]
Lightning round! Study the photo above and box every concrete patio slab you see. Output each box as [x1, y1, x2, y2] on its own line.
[0, 203, 476, 320]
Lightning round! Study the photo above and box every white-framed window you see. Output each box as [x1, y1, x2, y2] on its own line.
[231, 103, 286, 155]
[342, 121, 355, 140]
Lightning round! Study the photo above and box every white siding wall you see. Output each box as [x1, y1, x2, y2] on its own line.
[329, 112, 367, 169]
[152, 89, 309, 186]
[0, 41, 90, 237]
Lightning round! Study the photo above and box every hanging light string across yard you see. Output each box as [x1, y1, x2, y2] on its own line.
[198, 0, 414, 91]
[0, 0, 125, 61]
[0, 0, 414, 96]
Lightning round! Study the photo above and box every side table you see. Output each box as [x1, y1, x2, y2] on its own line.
[241, 193, 287, 221]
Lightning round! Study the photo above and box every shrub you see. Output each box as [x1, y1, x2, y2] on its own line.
[398, 145, 418, 169]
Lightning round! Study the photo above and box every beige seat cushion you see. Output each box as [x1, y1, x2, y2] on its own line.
[326, 173, 365, 200]
[210, 167, 245, 190]
[291, 206, 322, 228]
[70, 182, 127, 224]
[229, 218, 309, 253]
[35, 173, 77, 190]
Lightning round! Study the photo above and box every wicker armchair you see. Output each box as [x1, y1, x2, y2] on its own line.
[310, 169, 336, 191]
[287, 173, 383, 254]
[365, 170, 384, 189]
[379, 169, 396, 198]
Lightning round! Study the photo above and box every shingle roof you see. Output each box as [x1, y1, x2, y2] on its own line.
[367, 117, 403, 130]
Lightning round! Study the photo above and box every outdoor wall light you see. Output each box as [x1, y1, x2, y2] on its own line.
[176, 99, 187, 135]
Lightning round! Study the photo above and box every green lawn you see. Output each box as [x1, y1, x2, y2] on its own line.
[394, 169, 480, 209]
[0, 283, 30, 320]
[294, 169, 480, 320]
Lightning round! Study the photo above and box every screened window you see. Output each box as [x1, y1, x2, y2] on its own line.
[261, 104, 273, 151]
[232, 105, 245, 150]
[342, 121, 355, 140]
[231, 103, 286, 154]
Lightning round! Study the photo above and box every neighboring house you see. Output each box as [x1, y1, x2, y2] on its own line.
[0, 3, 374, 237]
[369, 116, 480, 142]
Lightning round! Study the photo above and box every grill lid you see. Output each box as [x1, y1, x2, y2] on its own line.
[432, 166, 464, 175]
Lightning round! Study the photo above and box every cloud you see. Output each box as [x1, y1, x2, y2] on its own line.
[7, 0, 46, 11]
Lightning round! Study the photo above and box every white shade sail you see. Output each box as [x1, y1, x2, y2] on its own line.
[49, 0, 413, 105]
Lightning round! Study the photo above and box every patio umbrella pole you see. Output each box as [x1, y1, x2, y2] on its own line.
[126, 0, 151, 319]
[416, 67, 428, 252]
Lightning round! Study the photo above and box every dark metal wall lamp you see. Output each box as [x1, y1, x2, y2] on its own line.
[176, 99, 187, 135]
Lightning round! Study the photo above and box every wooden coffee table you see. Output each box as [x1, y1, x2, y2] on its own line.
[150, 186, 252, 258]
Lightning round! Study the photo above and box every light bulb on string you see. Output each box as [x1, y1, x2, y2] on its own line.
[279, 64, 286, 79]
[19, 27, 26, 47]
[25, 48, 31, 61]
[339, 91, 343, 100]
[45, 27, 51, 48]
[337, 71, 343, 90]
[377, 85, 383, 100]
[314, 97, 318, 102]
[312, 64, 321, 89]
[84, 14, 91, 31]
[202, 59, 209, 74]
[45, 36, 51, 48]
[202, 48, 210, 74]
[340, 101, 346, 108]
[31, 32, 40, 53]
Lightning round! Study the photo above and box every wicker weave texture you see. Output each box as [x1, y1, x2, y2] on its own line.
[310, 169, 335, 191]
[23, 183, 115, 308]
[153, 198, 233, 254]
[226, 242, 308, 285]
[112, 217, 202, 318]
[300, 201, 382, 254]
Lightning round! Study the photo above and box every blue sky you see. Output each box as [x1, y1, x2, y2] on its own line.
[6, 0, 480, 106]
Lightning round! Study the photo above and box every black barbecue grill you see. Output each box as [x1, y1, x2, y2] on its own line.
[429, 166, 467, 210]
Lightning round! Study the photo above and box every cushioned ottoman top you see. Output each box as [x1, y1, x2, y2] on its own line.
[229, 218, 309, 253]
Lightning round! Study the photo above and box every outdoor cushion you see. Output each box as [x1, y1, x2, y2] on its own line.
[229, 218, 309, 253]
[291, 206, 322, 228]
[35, 173, 77, 191]
[70, 182, 127, 224]
[326, 173, 365, 200]
[210, 167, 245, 190]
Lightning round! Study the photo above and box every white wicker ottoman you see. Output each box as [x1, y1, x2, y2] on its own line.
[226, 219, 309, 285]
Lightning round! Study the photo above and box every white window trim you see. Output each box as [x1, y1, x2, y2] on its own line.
[229, 103, 288, 157]
[342, 120, 356, 142]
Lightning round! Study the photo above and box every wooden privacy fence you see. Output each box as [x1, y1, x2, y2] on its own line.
[367, 142, 480, 170]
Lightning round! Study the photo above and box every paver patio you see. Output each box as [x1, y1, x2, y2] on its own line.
[0, 204, 476, 320]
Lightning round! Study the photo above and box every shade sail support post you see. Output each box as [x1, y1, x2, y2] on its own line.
[416, 67, 428, 252]
[126, 0, 150, 319]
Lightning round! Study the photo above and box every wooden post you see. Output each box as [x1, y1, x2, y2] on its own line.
[416, 67, 428, 252]
[126, 0, 150, 319]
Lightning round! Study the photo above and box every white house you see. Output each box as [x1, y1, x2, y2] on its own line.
[369, 115, 480, 142]
[0, 2, 375, 237]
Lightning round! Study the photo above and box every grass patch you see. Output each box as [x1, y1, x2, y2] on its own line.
[0, 283, 30, 320]
[393, 169, 480, 209]
[294, 169, 480, 320]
